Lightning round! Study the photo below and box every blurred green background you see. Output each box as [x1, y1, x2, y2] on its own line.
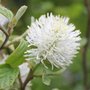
[1, 0, 90, 90]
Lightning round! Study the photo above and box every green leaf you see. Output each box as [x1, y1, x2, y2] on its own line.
[0, 5, 13, 20]
[13, 5, 27, 25]
[42, 74, 51, 86]
[0, 64, 19, 89]
[34, 62, 62, 76]
[6, 39, 28, 68]
[15, 5, 27, 21]
[34, 64, 52, 86]
[33, 63, 65, 86]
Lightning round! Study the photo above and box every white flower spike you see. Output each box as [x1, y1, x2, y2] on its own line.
[25, 13, 81, 69]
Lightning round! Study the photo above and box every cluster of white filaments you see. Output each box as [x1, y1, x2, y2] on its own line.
[25, 13, 81, 69]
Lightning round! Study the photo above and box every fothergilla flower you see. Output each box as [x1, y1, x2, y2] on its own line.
[25, 13, 81, 69]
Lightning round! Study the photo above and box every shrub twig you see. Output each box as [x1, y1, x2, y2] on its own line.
[83, 0, 90, 90]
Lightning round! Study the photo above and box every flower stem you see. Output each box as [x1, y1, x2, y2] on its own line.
[20, 69, 33, 90]
[0, 27, 9, 50]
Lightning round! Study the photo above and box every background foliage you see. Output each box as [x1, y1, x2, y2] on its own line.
[1, 0, 90, 90]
